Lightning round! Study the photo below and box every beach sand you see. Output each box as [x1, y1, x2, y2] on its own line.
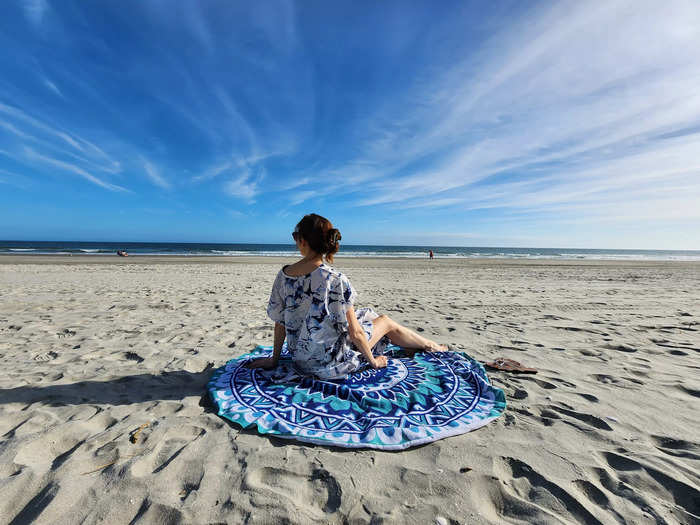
[0, 255, 698, 524]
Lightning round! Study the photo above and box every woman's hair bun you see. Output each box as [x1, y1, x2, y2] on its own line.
[328, 228, 342, 245]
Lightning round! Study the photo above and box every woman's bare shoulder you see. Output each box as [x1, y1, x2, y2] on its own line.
[282, 260, 323, 277]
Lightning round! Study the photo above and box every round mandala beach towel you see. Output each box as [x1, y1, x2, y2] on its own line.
[207, 345, 506, 450]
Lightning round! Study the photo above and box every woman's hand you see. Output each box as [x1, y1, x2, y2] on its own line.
[370, 356, 388, 369]
[245, 357, 278, 370]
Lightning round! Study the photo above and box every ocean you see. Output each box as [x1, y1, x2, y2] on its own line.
[1, 241, 699, 261]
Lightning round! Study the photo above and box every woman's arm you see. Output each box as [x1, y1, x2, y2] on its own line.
[271, 322, 285, 362]
[345, 306, 387, 369]
[247, 322, 285, 369]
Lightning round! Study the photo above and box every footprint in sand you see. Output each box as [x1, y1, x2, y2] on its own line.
[56, 329, 76, 339]
[127, 501, 184, 525]
[676, 384, 700, 399]
[620, 375, 645, 385]
[517, 376, 557, 390]
[577, 393, 599, 403]
[130, 425, 205, 477]
[492, 456, 606, 524]
[548, 377, 576, 388]
[124, 351, 145, 363]
[33, 351, 59, 361]
[7, 483, 61, 525]
[1, 411, 58, 439]
[538, 314, 572, 321]
[177, 462, 206, 502]
[571, 479, 615, 510]
[487, 343, 528, 353]
[511, 388, 528, 400]
[244, 466, 342, 516]
[590, 374, 620, 385]
[603, 343, 637, 353]
[597, 451, 700, 519]
[13, 424, 90, 472]
[650, 435, 700, 460]
[548, 406, 613, 431]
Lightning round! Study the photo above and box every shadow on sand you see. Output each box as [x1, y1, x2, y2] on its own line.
[1, 365, 437, 453]
[0, 366, 216, 409]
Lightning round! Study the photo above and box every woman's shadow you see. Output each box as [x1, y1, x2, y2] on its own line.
[0, 364, 217, 411]
[1, 363, 439, 453]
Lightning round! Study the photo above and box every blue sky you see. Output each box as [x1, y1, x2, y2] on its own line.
[1, 0, 699, 249]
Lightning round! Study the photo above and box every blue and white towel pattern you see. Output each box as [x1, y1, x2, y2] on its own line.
[208, 344, 506, 450]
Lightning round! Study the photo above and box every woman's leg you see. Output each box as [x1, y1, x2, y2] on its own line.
[367, 315, 447, 351]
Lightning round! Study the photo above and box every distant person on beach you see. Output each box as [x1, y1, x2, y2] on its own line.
[247, 213, 447, 376]
[429, 249, 434, 260]
[116, 250, 128, 257]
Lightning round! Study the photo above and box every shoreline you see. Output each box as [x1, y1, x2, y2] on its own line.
[2, 253, 700, 268]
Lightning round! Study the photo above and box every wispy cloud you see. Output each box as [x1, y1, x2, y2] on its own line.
[143, 159, 170, 189]
[349, 0, 700, 227]
[223, 168, 264, 202]
[0, 120, 34, 141]
[0, 102, 121, 174]
[279, 176, 312, 191]
[228, 209, 247, 218]
[22, 0, 49, 27]
[0, 167, 33, 189]
[24, 147, 128, 192]
[192, 161, 233, 182]
[43, 78, 64, 98]
[289, 189, 323, 206]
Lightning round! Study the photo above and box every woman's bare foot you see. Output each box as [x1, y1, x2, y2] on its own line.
[424, 342, 448, 352]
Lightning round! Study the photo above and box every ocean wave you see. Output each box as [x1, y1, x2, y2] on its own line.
[210, 250, 300, 257]
[2, 244, 699, 261]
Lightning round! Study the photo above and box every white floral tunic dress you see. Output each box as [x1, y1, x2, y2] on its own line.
[267, 263, 389, 380]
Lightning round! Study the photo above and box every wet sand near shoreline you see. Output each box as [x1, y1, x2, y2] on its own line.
[1, 256, 698, 524]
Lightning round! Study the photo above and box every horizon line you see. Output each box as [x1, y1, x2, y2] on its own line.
[1, 239, 699, 253]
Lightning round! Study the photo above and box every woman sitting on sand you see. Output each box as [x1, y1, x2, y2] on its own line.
[247, 213, 446, 379]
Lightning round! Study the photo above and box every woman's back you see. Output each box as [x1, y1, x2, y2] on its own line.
[268, 263, 361, 378]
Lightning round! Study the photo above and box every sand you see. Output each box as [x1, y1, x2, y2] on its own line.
[0, 255, 698, 524]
